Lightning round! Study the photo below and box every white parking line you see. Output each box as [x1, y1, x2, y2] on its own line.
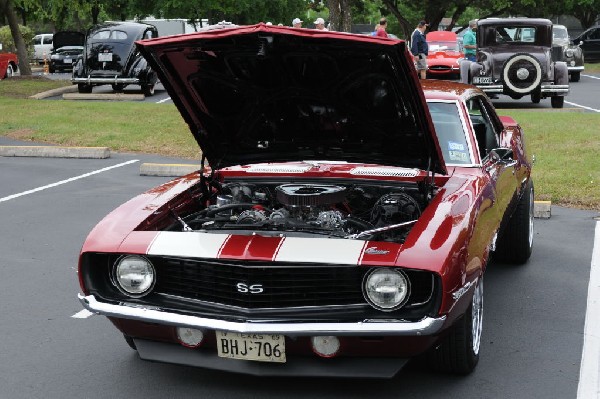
[565, 101, 600, 113]
[578, 222, 600, 399]
[156, 97, 172, 104]
[71, 309, 94, 319]
[0, 160, 139, 203]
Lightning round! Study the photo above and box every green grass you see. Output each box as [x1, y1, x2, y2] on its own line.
[1, 77, 599, 210]
[584, 62, 600, 73]
[0, 76, 72, 98]
[499, 111, 600, 210]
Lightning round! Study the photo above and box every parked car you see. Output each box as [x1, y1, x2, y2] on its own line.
[572, 25, 600, 62]
[77, 24, 534, 378]
[552, 24, 584, 82]
[48, 31, 84, 73]
[32, 33, 53, 64]
[0, 43, 18, 79]
[71, 22, 158, 95]
[461, 18, 569, 108]
[425, 31, 463, 79]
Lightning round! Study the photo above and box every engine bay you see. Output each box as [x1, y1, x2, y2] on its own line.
[166, 178, 434, 244]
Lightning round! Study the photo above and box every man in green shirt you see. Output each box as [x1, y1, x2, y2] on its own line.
[463, 20, 477, 61]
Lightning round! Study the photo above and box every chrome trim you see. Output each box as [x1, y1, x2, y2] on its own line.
[78, 294, 446, 336]
[567, 66, 584, 72]
[72, 76, 140, 85]
[540, 84, 569, 94]
[476, 85, 504, 93]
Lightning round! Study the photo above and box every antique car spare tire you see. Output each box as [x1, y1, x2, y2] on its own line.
[503, 53, 542, 94]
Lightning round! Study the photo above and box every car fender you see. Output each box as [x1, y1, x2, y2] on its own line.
[553, 61, 569, 87]
[129, 56, 156, 84]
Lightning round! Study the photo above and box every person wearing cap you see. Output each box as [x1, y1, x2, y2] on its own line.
[463, 20, 478, 61]
[314, 17, 328, 31]
[375, 17, 389, 38]
[411, 20, 429, 79]
[292, 18, 303, 28]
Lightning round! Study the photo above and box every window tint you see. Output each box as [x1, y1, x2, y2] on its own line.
[589, 28, 600, 40]
[34, 37, 42, 45]
[428, 102, 472, 165]
[44, 37, 53, 45]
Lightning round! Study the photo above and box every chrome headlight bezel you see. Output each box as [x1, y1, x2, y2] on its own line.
[112, 255, 156, 298]
[565, 48, 574, 58]
[362, 268, 410, 312]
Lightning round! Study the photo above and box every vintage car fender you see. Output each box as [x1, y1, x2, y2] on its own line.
[128, 56, 156, 84]
[553, 61, 569, 88]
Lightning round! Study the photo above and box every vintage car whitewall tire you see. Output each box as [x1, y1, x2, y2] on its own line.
[426, 277, 483, 374]
[551, 96, 564, 109]
[502, 53, 542, 95]
[496, 179, 534, 264]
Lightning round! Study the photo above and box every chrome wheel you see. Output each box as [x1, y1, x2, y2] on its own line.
[471, 278, 483, 355]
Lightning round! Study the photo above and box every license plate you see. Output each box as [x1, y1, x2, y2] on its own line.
[473, 76, 492, 84]
[216, 331, 286, 363]
[98, 52, 112, 62]
[64, 58, 72, 64]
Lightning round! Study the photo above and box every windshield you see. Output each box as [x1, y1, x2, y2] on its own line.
[427, 102, 472, 165]
[553, 26, 568, 40]
[429, 41, 460, 52]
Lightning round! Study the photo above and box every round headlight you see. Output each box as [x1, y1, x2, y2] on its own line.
[113, 255, 155, 297]
[363, 268, 410, 311]
[565, 48, 574, 57]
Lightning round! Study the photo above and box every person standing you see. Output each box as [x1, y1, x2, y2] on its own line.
[411, 20, 429, 79]
[314, 17, 328, 31]
[463, 20, 477, 61]
[292, 18, 303, 28]
[375, 18, 389, 38]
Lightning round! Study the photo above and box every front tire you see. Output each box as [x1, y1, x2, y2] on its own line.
[551, 96, 564, 109]
[427, 277, 483, 374]
[496, 179, 534, 264]
[571, 72, 580, 82]
[78, 83, 93, 94]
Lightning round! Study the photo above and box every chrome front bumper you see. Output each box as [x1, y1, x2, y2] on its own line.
[567, 65, 584, 72]
[476, 83, 569, 94]
[72, 76, 140, 85]
[78, 294, 446, 336]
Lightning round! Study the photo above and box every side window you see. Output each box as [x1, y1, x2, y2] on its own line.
[45, 37, 53, 45]
[34, 36, 42, 45]
[466, 96, 499, 160]
[590, 28, 600, 40]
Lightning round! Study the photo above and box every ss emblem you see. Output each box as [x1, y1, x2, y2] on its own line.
[236, 283, 264, 294]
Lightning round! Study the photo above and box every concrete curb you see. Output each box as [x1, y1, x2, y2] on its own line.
[0, 146, 110, 159]
[534, 200, 551, 219]
[63, 93, 146, 101]
[29, 85, 78, 100]
[140, 163, 201, 176]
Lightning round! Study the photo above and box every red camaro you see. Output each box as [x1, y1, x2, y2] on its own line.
[77, 24, 533, 378]
[425, 31, 464, 79]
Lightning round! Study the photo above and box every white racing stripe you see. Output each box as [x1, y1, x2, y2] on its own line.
[578, 222, 600, 398]
[275, 236, 367, 264]
[148, 231, 230, 258]
[0, 160, 139, 203]
[565, 101, 600, 113]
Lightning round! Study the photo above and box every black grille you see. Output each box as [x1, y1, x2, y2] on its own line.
[151, 257, 434, 309]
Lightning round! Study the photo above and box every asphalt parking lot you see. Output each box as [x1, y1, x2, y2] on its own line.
[0, 146, 598, 397]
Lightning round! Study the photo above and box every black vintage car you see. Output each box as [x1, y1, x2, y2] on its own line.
[72, 22, 158, 96]
[460, 18, 569, 108]
[49, 31, 84, 73]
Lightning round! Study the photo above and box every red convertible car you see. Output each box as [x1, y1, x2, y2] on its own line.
[425, 31, 463, 79]
[77, 24, 534, 378]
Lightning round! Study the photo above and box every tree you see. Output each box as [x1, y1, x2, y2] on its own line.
[0, 0, 32, 75]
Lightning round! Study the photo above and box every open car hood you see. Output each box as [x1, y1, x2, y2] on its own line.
[136, 24, 446, 174]
[53, 31, 84, 50]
